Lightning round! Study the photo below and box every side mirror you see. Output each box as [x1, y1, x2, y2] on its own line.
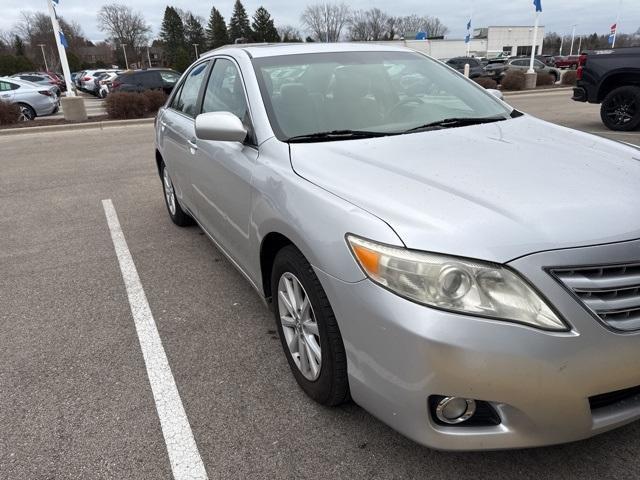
[487, 89, 504, 100]
[195, 111, 248, 142]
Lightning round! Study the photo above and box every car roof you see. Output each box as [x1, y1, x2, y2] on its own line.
[0, 76, 42, 89]
[202, 42, 413, 60]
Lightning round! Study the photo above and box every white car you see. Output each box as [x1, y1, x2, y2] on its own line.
[0, 76, 58, 120]
[97, 71, 123, 98]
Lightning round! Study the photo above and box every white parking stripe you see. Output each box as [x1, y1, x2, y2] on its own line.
[102, 199, 208, 480]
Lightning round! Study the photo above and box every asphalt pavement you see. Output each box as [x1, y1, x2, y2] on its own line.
[1, 90, 640, 479]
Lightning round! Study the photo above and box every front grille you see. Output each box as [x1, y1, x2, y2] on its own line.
[551, 263, 640, 332]
[589, 385, 640, 410]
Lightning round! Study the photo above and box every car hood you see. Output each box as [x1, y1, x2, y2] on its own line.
[289, 116, 640, 263]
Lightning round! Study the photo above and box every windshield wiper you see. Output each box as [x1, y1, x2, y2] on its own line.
[286, 130, 391, 143]
[403, 116, 508, 134]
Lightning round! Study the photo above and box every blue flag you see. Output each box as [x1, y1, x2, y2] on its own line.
[467, 20, 472, 30]
[59, 31, 68, 48]
[465, 34, 471, 44]
[52, 0, 59, 3]
[533, 0, 542, 12]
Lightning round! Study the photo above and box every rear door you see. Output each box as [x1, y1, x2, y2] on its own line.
[158, 60, 211, 214]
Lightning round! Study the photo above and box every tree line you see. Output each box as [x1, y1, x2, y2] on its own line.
[2, 0, 639, 76]
[542, 30, 640, 55]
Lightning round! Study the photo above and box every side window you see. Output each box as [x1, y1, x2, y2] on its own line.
[202, 58, 249, 121]
[0, 81, 14, 91]
[160, 71, 180, 84]
[171, 61, 209, 117]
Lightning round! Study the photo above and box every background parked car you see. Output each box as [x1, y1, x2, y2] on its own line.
[10, 73, 61, 97]
[0, 76, 59, 120]
[505, 57, 561, 82]
[111, 68, 181, 94]
[97, 71, 123, 98]
[555, 55, 580, 69]
[78, 69, 119, 94]
[537, 55, 557, 67]
[445, 57, 487, 79]
[572, 47, 640, 131]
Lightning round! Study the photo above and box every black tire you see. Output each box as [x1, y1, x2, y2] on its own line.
[600, 86, 640, 132]
[271, 245, 349, 406]
[160, 162, 193, 226]
[18, 103, 35, 121]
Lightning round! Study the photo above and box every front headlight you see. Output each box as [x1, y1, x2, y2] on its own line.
[347, 235, 567, 331]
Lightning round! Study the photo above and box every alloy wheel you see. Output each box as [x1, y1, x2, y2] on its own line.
[277, 272, 322, 381]
[18, 106, 33, 122]
[605, 92, 638, 127]
[163, 168, 177, 216]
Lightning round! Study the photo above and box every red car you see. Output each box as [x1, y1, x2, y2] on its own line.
[554, 55, 580, 69]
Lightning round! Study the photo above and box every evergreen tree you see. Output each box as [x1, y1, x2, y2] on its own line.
[251, 7, 280, 43]
[206, 7, 229, 50]
[159, 6, 187, 69]
[13, 36, 26, 57]
[185, 14, 206, 59]
[228, 0, 252, 43]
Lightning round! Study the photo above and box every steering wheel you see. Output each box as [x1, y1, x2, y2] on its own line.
[386, 96, 427, 121]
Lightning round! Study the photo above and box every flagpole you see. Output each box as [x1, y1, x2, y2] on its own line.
[46, 0, 75, 96]
[612, 0, 621, 48]
[528, 11, 540, 74]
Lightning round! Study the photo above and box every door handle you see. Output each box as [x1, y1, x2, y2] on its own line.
[188, 139, 198, 154]
[159, 120, 167, 132]
[1, 94, 10, 98]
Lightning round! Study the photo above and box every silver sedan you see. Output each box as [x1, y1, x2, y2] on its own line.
[154, 43, 640, 450]
[0, 76, 59, 120]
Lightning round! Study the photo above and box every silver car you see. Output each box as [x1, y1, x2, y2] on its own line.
[505, 57, 562, 82]
[0, 76, 58, 120]
[154, 44, 640, 450]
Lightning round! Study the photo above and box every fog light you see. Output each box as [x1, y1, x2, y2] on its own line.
[435, 397, 476, 424]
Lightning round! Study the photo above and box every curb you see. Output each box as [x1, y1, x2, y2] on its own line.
[0, 117, 154, 136]
[504, 87, 573, 97]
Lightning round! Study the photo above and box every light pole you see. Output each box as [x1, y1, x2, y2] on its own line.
[569, 24, 577, 56]
[577, 35, 583, 54]
[37, 44, 48, 71]
[559, 35, 564, 56]
[121, 44, 128, 69]
[193, 43, 199, 59]
[147, 47, 152, 68]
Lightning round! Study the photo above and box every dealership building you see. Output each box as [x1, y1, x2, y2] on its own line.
[371, 26, 545, 59]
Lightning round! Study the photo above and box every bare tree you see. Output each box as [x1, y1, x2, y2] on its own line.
[366, 8, 388, 41]
[423, 16, 449, 37]
[395, 14, 448, 38]
[97, 3, 151, 63]
[348, 10, 370, 41]
[300, 3, 350, 42]
[278, 25, 303, 42]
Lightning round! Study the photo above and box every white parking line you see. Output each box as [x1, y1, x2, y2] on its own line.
[102, 199, 208, 480]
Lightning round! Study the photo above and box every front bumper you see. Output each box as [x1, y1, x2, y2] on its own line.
[315, 238, 640, 450]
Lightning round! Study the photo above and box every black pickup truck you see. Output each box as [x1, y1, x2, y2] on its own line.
[572, 47, 640, 131]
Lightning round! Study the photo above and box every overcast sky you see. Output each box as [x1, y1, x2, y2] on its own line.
[1, 0, 638, 43]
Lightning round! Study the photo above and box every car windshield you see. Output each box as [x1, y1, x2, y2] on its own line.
[252, 51, 511, 141]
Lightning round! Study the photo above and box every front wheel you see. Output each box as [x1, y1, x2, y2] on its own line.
[271, 246, 349, 406]
[600, 86, 640, 132]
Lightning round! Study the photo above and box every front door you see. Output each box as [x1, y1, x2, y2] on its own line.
[191, 57, 258, 266]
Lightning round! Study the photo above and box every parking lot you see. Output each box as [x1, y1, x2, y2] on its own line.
[1, 89, 640, 479]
